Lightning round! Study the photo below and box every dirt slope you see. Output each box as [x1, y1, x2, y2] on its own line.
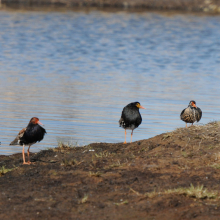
[1, 122, 220, 219]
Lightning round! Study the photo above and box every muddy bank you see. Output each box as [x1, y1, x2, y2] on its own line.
[1, 0, 220, 13]
[1, 122, 220, 219]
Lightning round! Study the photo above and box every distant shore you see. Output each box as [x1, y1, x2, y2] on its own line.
[1, 0, 220, 13]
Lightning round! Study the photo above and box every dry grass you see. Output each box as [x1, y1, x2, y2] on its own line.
[89, 171, 102, 177]
[61, 159, 84, 166]
[95, 152, 113, 158]
[54, 142, 77, 152]
[114, 200, 129, 206]
[130, 184, 218, 200]
[104, 160, 125, 169]
[209, 163, 220, 169]
[165, 184, 217, 199]
[79, 194, 89, 204]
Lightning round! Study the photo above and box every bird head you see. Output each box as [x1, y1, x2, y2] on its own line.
[29, 117, 44, 127]
[189, 100, 197, 108]
[135, 102, 146, 109]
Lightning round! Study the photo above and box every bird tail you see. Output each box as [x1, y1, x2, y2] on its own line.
[10, 138, 19, 145]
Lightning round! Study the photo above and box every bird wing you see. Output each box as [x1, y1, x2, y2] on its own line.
[196, 107, 202, 122]
[10, 127, 26, 145]
[119, 117, 124, 127]
[180, 108, 186, 120]
[119, 106, 127, 127]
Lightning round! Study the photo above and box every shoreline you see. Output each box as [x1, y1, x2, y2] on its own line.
[1, 122, 220, 219]
[1, 0, 220, 14]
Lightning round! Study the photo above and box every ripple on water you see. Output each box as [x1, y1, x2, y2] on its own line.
[0, 10, 220, 154]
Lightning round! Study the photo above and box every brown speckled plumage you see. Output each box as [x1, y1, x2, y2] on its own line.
[180, 100, 202, 128]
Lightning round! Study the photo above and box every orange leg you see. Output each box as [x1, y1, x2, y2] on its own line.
[123, 130, 127, 144]
[22, 144, 30, 165]
[22, 144, 26, 163]
[131, 130, 133, 143]
[27, 145, 31, 164]
[185, 123, 187, 128]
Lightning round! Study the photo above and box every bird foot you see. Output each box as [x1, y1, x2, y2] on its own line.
[23, 161, 31, 165]
[123, 141, 127, 144]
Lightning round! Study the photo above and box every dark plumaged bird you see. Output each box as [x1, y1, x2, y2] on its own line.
[180, 100, 202, 128]
[10, 117, 46, 165]
[119, 102, 145, 144]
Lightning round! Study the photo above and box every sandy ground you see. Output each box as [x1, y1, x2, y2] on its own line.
[1, 122, 220, 219]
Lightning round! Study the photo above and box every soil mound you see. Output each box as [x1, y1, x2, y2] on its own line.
[1, 121, 220, 219]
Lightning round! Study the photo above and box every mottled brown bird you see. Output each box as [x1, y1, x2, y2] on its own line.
[10, 117, 46, 165]
[180, 100, 202, 128]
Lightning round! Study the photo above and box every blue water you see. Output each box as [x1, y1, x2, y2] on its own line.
[0, 9, 220, 155]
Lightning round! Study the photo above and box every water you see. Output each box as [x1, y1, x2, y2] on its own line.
[0, 9, 220, 155]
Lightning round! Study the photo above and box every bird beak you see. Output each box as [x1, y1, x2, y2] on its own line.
[37, 121, 44, 127]
[139, 105, 146, 109]
[192, 103, 197, 108]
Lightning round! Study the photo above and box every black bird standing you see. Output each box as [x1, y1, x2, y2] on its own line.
[10, 117, 46, 165]
[119, 102, 145, 144]
[180, 100, 202, 128]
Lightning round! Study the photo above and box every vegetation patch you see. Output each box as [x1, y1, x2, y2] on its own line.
[131, 184, 218, 200]
[165, 184, 218, 199]
[1, 122, 220, 219]
[114, 200, 129, 206]
[54, 141, 77, 152]
[79, 194, 89, 204]
[0, 166, 15, 176]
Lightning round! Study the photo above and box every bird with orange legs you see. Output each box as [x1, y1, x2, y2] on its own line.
[119, 102, 145, 144]
[10, 117, 46, 165]
[180, 100, 202, 128]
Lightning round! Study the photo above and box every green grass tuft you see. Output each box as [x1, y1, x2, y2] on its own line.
[0, 166, 15, 176]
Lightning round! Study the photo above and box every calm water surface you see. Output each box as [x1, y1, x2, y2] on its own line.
[0, 9, 220, 155]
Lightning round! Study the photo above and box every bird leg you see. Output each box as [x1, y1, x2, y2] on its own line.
[27, 145, 31, 164]
[185, 123, 187, 128]
[22, 144, 26, 163]
[131, 130, 133, 143]
[123, 130, 127, 144]
[22, 144, 29, 165]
